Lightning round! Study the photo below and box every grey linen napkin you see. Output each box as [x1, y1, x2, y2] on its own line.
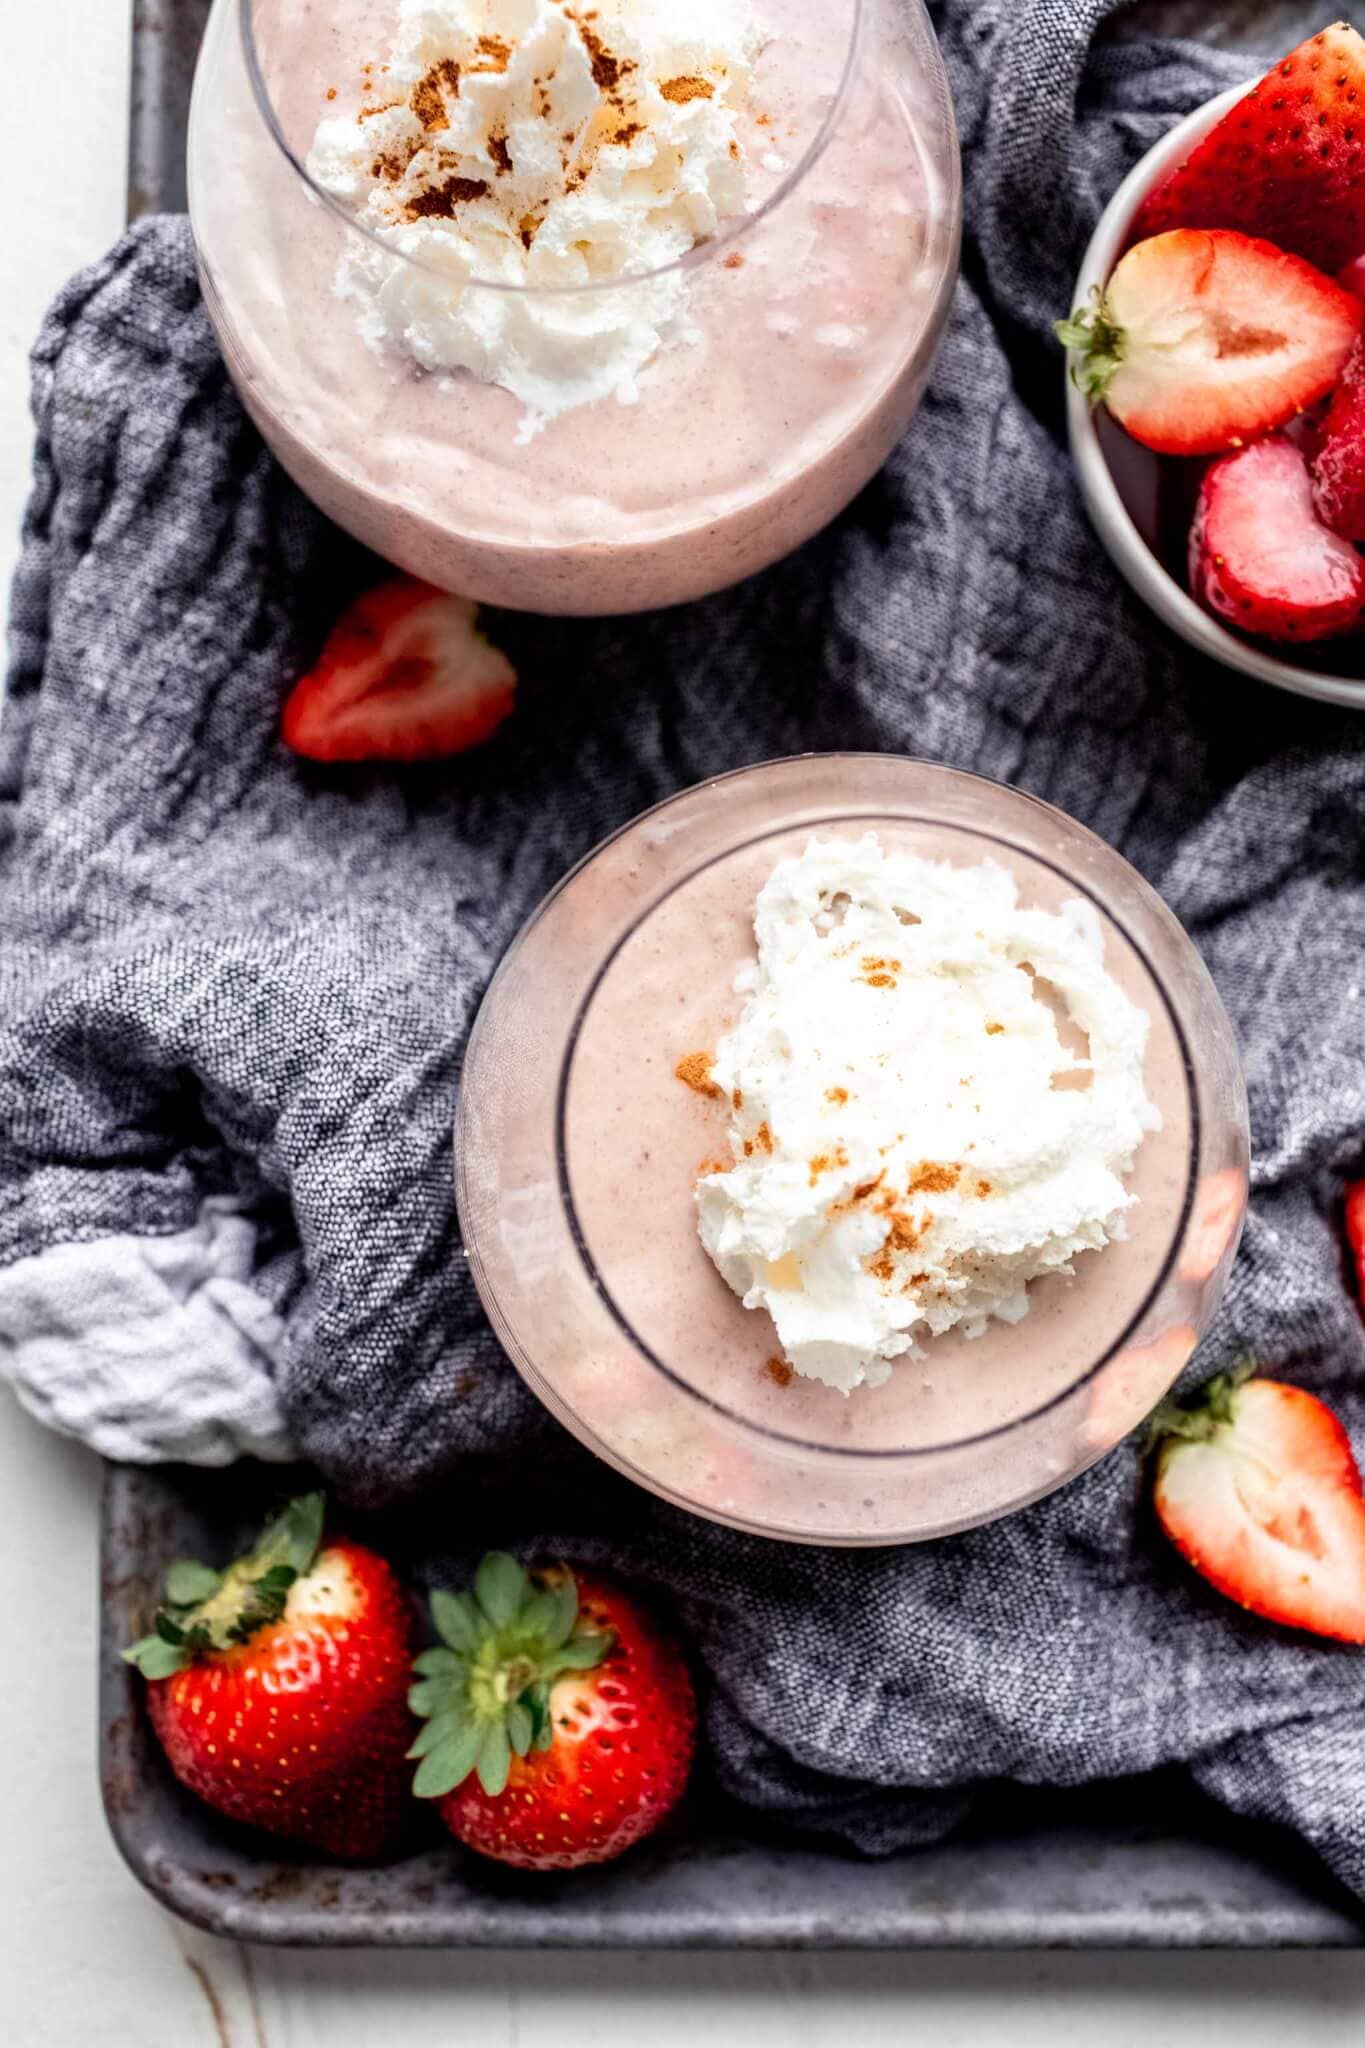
[6, 0, 1365, 1893]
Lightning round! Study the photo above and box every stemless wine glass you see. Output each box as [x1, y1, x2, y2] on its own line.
[186, 0, 960, 615]
[456, 756, 1250, 1546]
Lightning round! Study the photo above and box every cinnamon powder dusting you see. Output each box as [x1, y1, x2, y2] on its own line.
[764, 1355, 794, 1389]
[472, 34, 512, 71]
[755, 1121, 774, 1154]
[808, 1146, 849, 1186]
[659, 75, 715, 104]
[410, 58, 461, 129]
[567, 10, 635, 96]
[405, 174, 489, 220]
[675, 1051, 722, 1099]
[826, 1086, 848, 1105]
[906, 1162, 958, 1196]
[722, 251, 745, 270]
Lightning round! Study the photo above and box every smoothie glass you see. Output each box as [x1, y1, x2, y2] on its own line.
[456, 756, 1250, 1546]
[187, 0, 961, 614]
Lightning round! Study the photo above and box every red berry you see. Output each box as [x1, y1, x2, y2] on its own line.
[1131, 24, 1365, 276]
[1189, 434, 1365, 644]
[1312, 338, 1365, 540]
[1345, 1180, 1365, 1303]
[283, 575, 516, 764]
[1151, 1367, 1365, 1643]
[409, 1554, 696, 1872]
[127, 1495, 415, 1859]
[1059, 230, 1359, 457]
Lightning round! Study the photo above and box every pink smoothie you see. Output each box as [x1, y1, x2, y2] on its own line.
[188, 0, 959, 613]
[456, 759, 1248, 1542]
[561, 820, 1197, 1456]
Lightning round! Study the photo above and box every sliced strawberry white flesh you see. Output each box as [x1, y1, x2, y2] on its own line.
[1189, 434, 1365, 643]
[1153, 1371, 1365, 1643]
[283, 576, 517, 765]
[1060, 229, 1361, 456]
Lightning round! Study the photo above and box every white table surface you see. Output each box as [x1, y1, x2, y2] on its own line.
[4, 5, 1365, 2041]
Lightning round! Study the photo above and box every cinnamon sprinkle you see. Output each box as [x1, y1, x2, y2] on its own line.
[410, 58, 460, 129]
[976, 1179, 993, 1196]
[567, 10, 634, 96]
[826, 1086, 848, 1105]
[405, 175, 489, 220]
[659, 75, 715, 104]
[985, 1021, 1005, 1035]
[906, 1162, 958, 1196]
[755, 1121, 773, 1154]
[808, 1146, 848, 1186]
[488, 130, 513, 175]
[675, 1051, 722, 1100]
[764, 1355, 794, 1389]
[722, 251, 745, 270]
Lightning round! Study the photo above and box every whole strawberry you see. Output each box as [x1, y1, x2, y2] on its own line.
[410, 1553, 696, 1871]
[1131, 24, 1365, 276]
[125, 1494, 415, 1859]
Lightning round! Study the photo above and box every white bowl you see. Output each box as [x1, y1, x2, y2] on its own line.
[1067, 82, 1365, 711]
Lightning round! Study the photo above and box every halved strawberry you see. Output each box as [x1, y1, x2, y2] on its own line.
[1312, 337, 1365, 539]
[1189, 434, 1365, 642]
[283, 576, 516, 764]
[1345, 1180, 1365, 1303]
[1151, 1365, 1365, 1643]
[1131, 24, 1365, 276]
[1058, 231, 1360, 456]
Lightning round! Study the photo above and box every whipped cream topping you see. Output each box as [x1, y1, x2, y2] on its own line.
[307, 0, 763, 436]
[695, 836, 1161, 1393]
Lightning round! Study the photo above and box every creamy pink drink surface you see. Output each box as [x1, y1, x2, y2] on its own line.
[188, 0, 958, 613]
[561, 821, 1195, 1455]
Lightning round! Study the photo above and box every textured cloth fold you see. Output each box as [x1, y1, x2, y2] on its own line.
[5, 0, 1365, 1897]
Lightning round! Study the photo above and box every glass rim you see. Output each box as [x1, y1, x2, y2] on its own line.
[460, 754, 1210, 1465]
[237, 0, 869, 300]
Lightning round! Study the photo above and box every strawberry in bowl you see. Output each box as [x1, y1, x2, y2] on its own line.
[1062, 21, 1365, 704]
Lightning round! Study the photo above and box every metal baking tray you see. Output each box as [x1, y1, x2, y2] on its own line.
[111, 0, 1365, 1948]
[102, 1461, 1365, 1947]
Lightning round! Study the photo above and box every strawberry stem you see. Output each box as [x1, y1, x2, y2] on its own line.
[1055, 288, 1128, 405]
[409, 1553, 614, 1800]
[124, 1492, 327, 1679]
[1145, 1358, 1257, 1453]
